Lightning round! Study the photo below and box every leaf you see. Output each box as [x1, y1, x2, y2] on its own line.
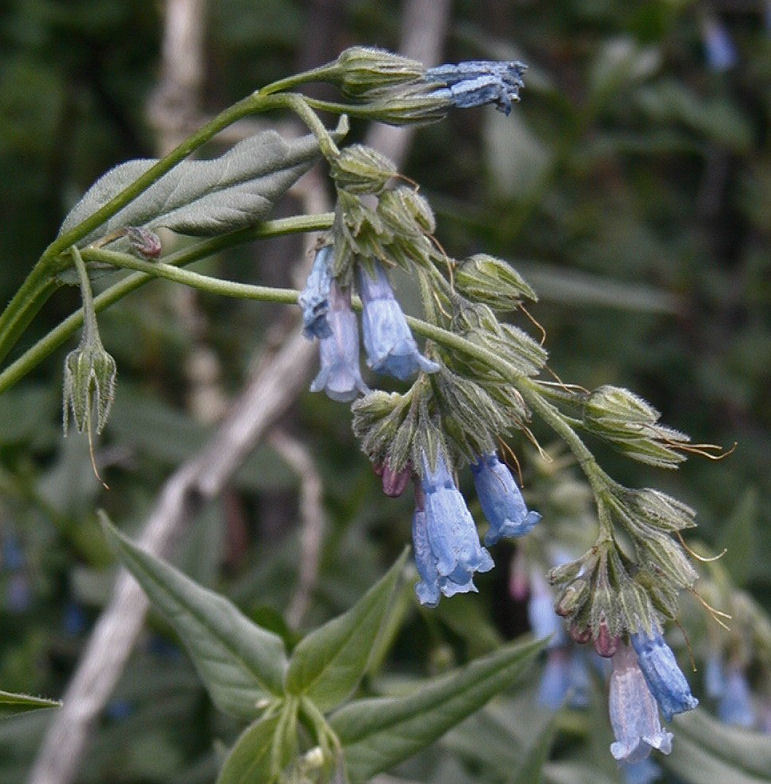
[330, 637, 544, 783]
[100, 513, 288, 719]
[284, 549, 408, 711]
[0, 691, 61, 715]
[59, 124, 342, 245]
[662, 708, 771, 784]
[718, 488, 758, 587]
[215, 714, 281, 784]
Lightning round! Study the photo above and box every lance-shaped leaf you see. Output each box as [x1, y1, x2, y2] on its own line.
[216, 714, 282, 784]
[0, 690, 61, 715]
[60, 124, 343, 245]
[284, 550, 408, 712]
[100, 514, 287, 719]
[329, 637, 544, 783]
[662, 708, 771, 784]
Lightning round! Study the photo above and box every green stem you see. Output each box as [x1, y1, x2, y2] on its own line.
[0, 213, 333, 394]
[70, 247, 100, 345]
[258, 62, 341, 96]
[82, 249, 301, 304]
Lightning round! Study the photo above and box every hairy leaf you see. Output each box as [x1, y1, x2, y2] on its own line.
[330, 637, 544, 783]
[662, 708, 771, 784]
[284, 550, 407, 712]
[100, 514, 287, 719]
[59, 129, 332, 245]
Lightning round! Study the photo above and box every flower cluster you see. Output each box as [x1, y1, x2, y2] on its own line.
[301, 247, 437, 401]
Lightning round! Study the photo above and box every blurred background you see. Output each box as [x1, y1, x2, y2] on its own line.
[0, 1, 769, 782]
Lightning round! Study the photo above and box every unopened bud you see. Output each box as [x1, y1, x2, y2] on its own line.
[63, 340, 117, 436]
[125, 226, 162, 259]
[377, 462, 412, 497]
[455, 254, 537, 310]
[555, 578, 589, 618]
[335, 47, 425, 98]
[594, 619, 620, 658]
[331, 144, 397, 194]
[569, 623, 592, 645]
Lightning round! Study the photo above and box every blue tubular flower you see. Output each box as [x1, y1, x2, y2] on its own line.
[528, 571, 566, 647]
[470, 453, 541, 545]
[310, 282, 369, 402]
[718, 664, 755, 727]
[357, 262, 440, 381]
[425, 60, 526, 115]
[412, 451, 493, 605]
[621, 757, 663, 784]
[609, 644, 674, 764]
[299, 245, 334, 339]
[630, 631, 699, 721]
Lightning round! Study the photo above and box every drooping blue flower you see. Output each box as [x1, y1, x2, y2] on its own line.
[537, 648, 592, 710]
[621, 757, 663, 784]
[470, 453, 541, 545]
[528, 571, 567, 647]
[702, 17, 738, 72]
[411, 451, 493, 606]
[298, 244, 334, 339]
[609, 643, 674, 764]
[357, 262, 440, 381]
[718, 663, 755, 728]
[310, 282, 369, 402]
[630, 630, 699, 721]
[424, 60, 527, 115]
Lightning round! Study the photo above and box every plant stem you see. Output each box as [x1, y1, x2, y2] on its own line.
[0, 213, 333, 394]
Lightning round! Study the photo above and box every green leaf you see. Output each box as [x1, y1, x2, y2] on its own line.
[330, 637, 544, 783]
[59, 129, 333, 245]
[284, 549, 408, 711]
[718, 488, 758, 587]
[662, 708, 771, 784]
[100, 513, 288, 719]
[215, 714, 281, 784]
[0, 691, 61, 715]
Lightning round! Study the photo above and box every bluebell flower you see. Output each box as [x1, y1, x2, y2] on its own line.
[470, 453, 541, 545]
[310, 282, 369, 402]
[609, 644, 673, 764]
[411, 451, 493, 606]
[718, 663, 755, 728]
[528, 571, 567, 647]
[621, 757, 663, 784]
[702, 17, 737, 72]
[298, 244, 334, 339]
[631, 630, 699, 721]
[425, 60, 527, 115]
[357, 262, 439, 381]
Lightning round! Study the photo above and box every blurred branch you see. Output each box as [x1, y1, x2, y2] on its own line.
[271, 429, 328, 629]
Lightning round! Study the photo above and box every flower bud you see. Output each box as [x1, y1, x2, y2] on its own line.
[455, 254, 537, 310]
[569, 622, 592, 645]
[125, 226, 162, 259]
[63, 338, 117, 436]
[594, 618, 620, 658]
[555, 578, 589, 618]
[335, 47, 425, 98]
[331, 144, 397, 194]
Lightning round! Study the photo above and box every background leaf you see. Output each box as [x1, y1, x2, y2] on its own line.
[330, 637, 544, 783]
[215, 714, 281, 784]
[100, 514, 288, 719]
[661, 709, 771, 784]
[0, 690, 61, 715]
[284, 549, 408, 711]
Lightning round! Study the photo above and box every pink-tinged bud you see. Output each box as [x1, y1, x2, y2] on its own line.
[569, 623, 592, 645]
[509, 549, 529, 601]
[594, 620, 620, 658]
[381, 463, 411, 497]
[126, 226, 162, 258]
